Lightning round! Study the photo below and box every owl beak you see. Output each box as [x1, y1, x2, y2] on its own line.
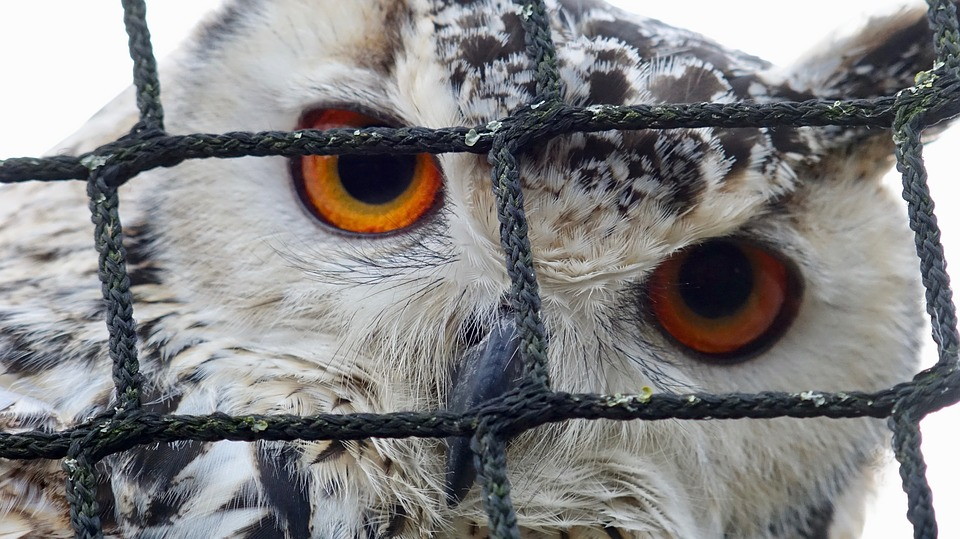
[445, 314, 523, 506]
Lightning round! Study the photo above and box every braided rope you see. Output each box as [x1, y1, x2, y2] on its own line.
[0, 1, 957, 538]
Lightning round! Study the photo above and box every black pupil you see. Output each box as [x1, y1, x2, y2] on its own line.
[338, 154, 417, 205]
[677, 242, 754, 319]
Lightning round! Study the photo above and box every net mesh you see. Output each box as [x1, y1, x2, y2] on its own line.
[1, 1, 959, 538]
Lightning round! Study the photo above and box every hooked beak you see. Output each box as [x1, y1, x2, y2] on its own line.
[444, 313, 523, 505]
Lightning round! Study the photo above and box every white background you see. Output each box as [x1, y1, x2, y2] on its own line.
[0, 2, 957, 537]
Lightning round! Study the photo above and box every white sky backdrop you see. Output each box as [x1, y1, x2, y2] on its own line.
[0, 2, 957, 537]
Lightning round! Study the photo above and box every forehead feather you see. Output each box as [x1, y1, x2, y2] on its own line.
[427, 0, 793, 230]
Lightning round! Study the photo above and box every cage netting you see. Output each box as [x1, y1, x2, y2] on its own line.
[1, 1, 960, 538]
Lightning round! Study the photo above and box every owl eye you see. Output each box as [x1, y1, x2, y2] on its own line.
[294, 109, 443, 234]
[648, 240, 801, 360]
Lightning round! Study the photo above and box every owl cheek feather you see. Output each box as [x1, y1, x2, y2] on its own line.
[443, 313, 524, 506]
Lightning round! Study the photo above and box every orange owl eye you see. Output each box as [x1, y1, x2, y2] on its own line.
[648, 240, 801, 360]
[294, 109, 442, 234]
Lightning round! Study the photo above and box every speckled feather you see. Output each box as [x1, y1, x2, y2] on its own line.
[0, 1, 948, 537]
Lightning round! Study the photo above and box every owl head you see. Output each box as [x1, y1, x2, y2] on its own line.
[3, 0, 956, 537]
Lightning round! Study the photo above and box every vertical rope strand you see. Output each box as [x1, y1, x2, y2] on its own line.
[894, 111, 960, 368]
[914, 0, 960, 367]
[87, 166, 143, 411]
[489, 138, 550, 387]
[891, 5, 960, 530]
[121, 0, 164, 133]
[516, 0, 562, 103]
[890, 412, 937, 539]
[64, 448, 104, 539]
[472, 425, 520, 539]
[927, 0, 960, 72]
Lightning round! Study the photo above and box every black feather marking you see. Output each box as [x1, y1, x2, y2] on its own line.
[124, 224, 165, 287]
[587, 69, 631, 105]
[800, 501, 834, 539]
[0, 327, 62, 375]
[95, 461, 118, 529]
[364, 516, 379, 539]
[123, 441, 210, 526]
[128, 265, 164, 287]
[192, 0, 263, 55]
[311, 439, 348, 464]
[758, 493, 836, 539]
[385, 504, 408, 537]
[256, 442, 312, 539]
[138, 491, 180, 527]
[646, 63, 727, 103]
[0, 324, 102, 375]
[604, 527, 625, 539]
[717, 128, 765, 179]
[238, 513, 288, 539]
[767, 126, 809, 157]
[218, 482, 262, 513]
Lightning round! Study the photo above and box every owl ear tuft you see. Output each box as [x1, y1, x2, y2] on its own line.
[765, 6, 958, 179]
[775, 6, 936, 100]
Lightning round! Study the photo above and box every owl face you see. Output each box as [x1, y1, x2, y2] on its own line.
[0, 0, 946, 537]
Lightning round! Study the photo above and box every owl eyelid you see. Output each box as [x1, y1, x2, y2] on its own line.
[295, 103, 407, 130]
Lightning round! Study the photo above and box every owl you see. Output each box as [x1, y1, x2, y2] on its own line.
[0, 0, 953, 537]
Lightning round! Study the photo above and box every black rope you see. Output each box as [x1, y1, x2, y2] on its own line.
[0, 98, 905, 185]
[473, 423, 520, 539]
[890, 410, 936, 539]
[519, 0, 562, 103]
[87, 163, 143, 412]
[0, 1, 959, 538]
[121, 0, 164, 135]
[64, 446, 104, 539]
[0, 387, 917, 463]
